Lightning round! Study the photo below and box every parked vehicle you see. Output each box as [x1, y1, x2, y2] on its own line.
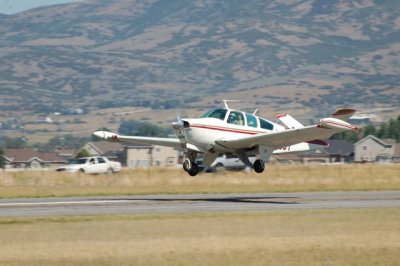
[196, 154, 256, 172]
[56, 156, 121, 174]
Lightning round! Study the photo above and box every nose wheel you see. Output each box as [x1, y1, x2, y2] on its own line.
[183, 158, 199, 176]
[253, 159, 265, 173]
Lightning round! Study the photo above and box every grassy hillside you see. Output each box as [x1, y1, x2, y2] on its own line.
[0, 0, 399, 116]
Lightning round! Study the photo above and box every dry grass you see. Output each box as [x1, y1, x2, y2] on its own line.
[0, 208, 399, 265]
[0, 164, 399, 198]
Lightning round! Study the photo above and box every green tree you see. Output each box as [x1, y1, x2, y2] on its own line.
[41, 135, 89, 151]
[330, 131, 360, 143]
[362, 124, 376, 138]
[377, 123, 388, 139]
[387, 117, 400, 142]
[75, 149, 90, 158]
[3, 137, 29, 148]
[0, 148, 6, 169]
[118, 121, 171, 137]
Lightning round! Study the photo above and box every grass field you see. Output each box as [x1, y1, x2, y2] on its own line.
[0, 208, 399, 266]
[1, 164, 399, 265]
[0, 164, 399, 198]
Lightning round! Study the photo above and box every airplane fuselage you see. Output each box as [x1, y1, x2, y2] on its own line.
[175, 108, 284, 154]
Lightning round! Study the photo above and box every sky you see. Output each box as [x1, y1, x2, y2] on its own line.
[0, 0, 82, 15]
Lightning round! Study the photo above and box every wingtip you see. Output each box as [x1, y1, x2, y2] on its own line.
[92, 130, 105, 139]
[93, 130, 118, 140]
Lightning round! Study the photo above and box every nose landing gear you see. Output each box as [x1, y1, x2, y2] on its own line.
[183, 158, 199, 176]
[183, 151, 199, 176]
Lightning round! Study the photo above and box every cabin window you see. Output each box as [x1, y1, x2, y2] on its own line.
[201, 109, 227, 121]
[227, 111, 245, 126]
[259, 118, 274, 130]
[245, 113, 258, 128]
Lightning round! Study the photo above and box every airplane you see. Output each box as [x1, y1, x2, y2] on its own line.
[93, 100, 357, 176]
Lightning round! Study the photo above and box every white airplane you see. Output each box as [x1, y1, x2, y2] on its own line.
[93, 101, 357, 176]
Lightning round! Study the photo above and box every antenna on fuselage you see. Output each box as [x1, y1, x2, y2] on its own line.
[253, 108, 259, 115]
[222, 100, 241, 109]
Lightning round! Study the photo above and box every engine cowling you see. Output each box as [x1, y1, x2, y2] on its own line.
[319, 118, 357, 131]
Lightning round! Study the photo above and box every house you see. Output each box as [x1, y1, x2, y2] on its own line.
[53, 147, 76, 160]
[1, 149, 67, 169]
[121, 144, 179, 168]
[81, 141, 124, 160]
[305, 139, 354, 164]
[354, 135, 400, 163]
[272, 139, 354, 165]
[271, 152, 304, 165]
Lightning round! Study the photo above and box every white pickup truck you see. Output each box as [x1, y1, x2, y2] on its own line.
[56, 156, 121, 174]
[196, 154, 256, 172]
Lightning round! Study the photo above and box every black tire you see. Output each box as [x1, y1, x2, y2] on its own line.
[188, 162, 199, 176]
[214, 163, 225, 172]
[79, 168, 85, 173]
[253, 159, 265, 173]
[107, 168, 114, 175]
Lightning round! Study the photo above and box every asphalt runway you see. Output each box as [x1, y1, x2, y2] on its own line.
[0, 191, 399, 217]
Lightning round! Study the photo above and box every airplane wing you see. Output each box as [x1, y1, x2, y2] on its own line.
[216, 120, 357, 150]
[93, 130, 182, 149]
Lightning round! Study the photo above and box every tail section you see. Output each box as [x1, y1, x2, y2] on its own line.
[273, 108, 357, 154]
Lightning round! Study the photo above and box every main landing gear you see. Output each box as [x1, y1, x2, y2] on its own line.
[184, 158, 265, 175]
[253, 159, 265, 173]
[238, 153, 266, 174]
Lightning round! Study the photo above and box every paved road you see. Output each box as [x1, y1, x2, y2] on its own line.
[0, 191, 399, 217]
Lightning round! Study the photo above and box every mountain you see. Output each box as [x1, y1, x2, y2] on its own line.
[0, 0, 399, 116]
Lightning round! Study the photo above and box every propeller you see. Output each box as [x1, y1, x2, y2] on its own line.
[175, 109, 182, 121]
[171, 109, 189, 130]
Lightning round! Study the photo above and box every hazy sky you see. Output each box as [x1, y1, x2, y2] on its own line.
[0, 0, 82, 15]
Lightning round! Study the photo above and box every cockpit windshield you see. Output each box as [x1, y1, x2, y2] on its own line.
[200, 108, 227, 121]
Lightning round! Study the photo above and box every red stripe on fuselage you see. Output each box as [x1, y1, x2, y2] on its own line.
[190, 124, 265, 135]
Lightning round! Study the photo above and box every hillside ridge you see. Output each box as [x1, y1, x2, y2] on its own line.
[0, 0, 399, 116]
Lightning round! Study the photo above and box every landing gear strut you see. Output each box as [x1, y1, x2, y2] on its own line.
[253, 159, 265, 173]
